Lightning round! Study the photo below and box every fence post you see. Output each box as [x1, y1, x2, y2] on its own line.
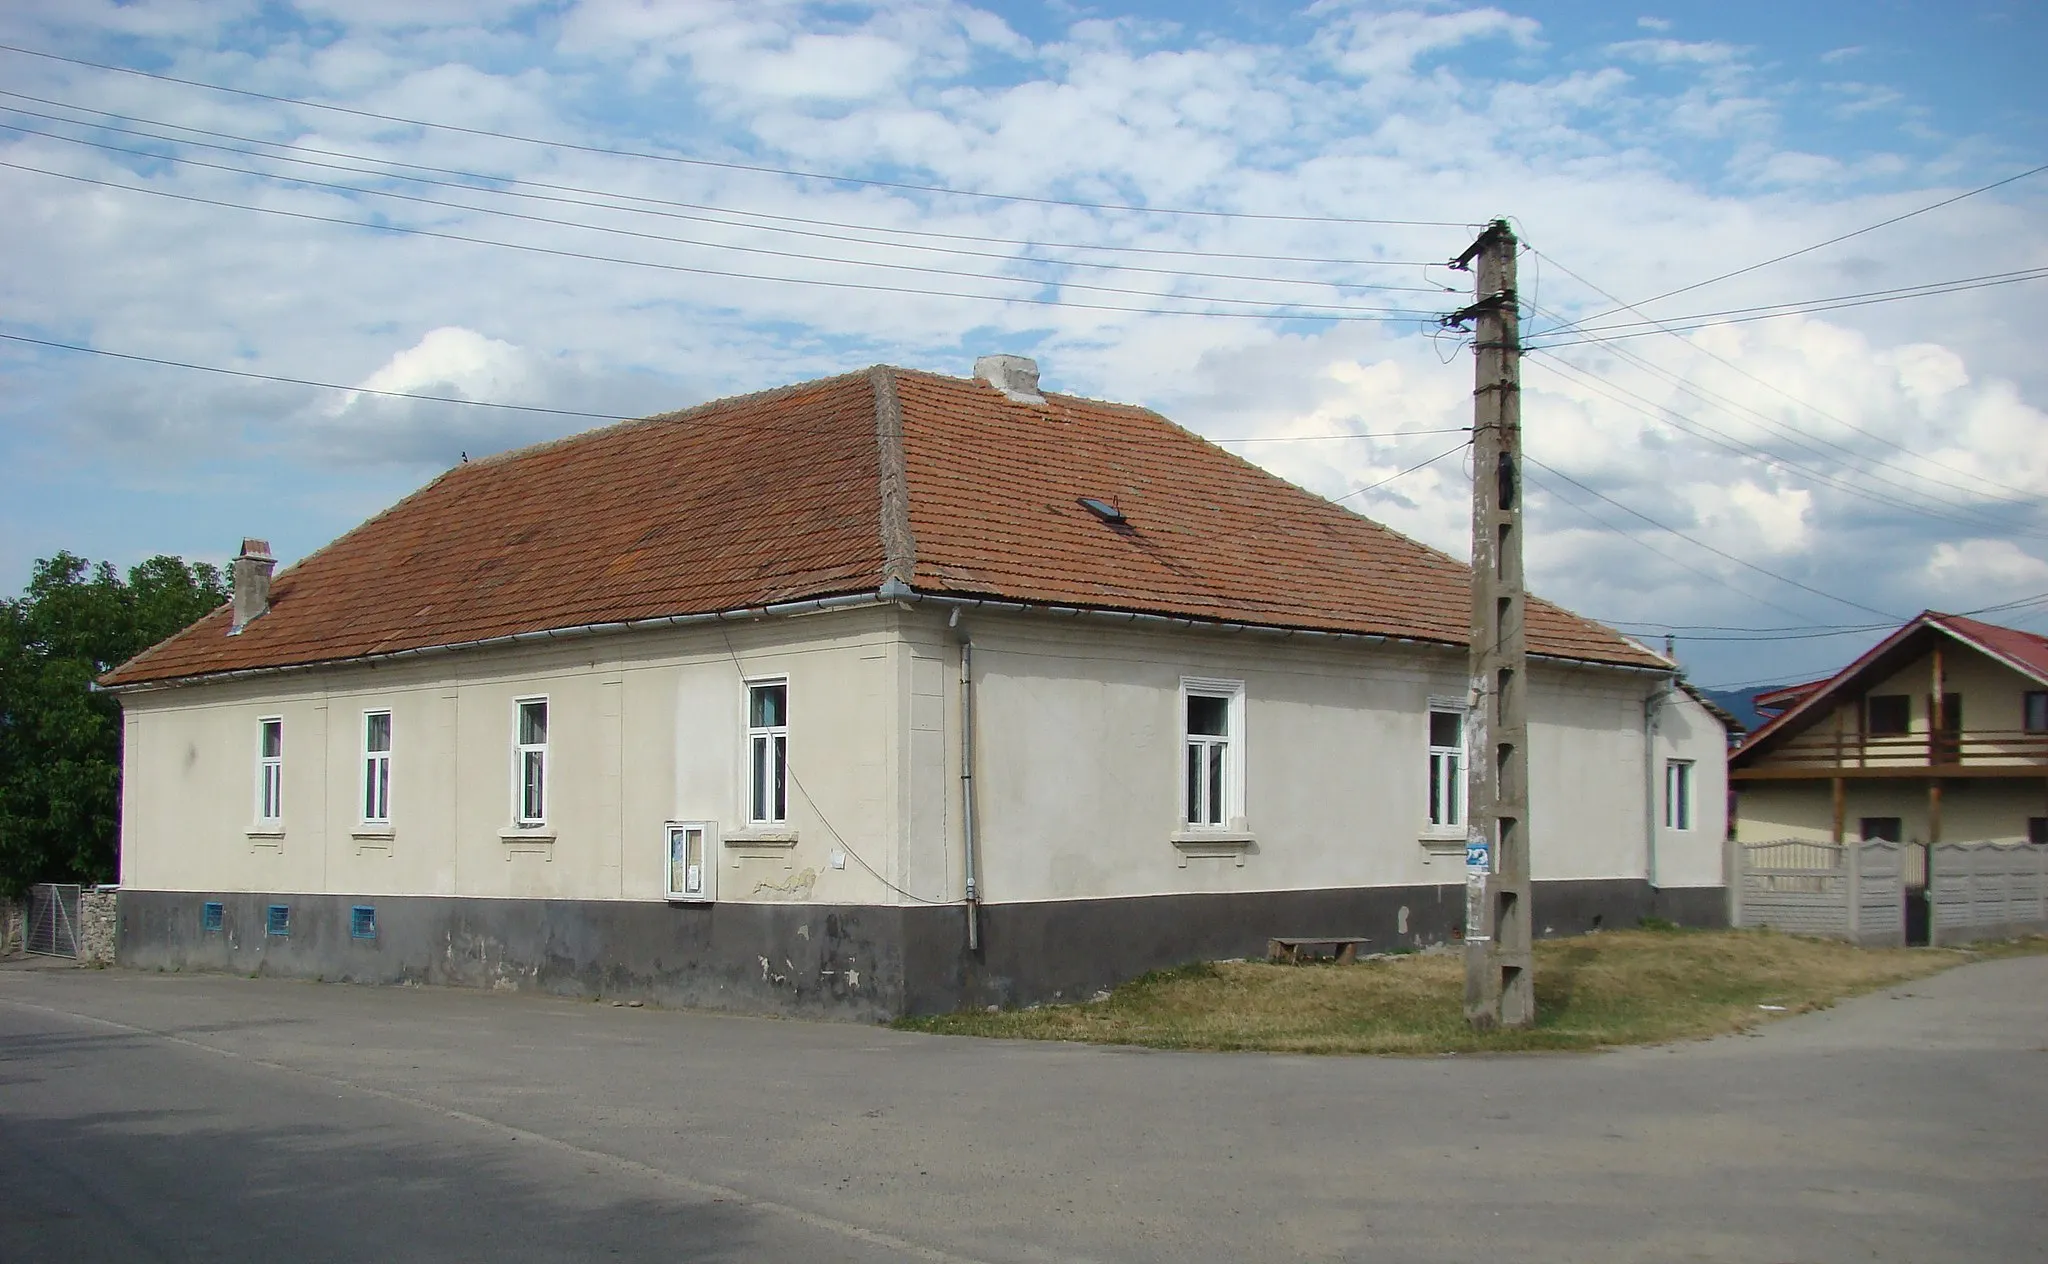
[1846, 840, 1861, 944]
[1727, 835, 1744, 929]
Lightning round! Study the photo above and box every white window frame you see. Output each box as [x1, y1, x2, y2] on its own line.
[361, 709, 392, 825]
[1426, 702, 1467, 833]
[1664, 758, 1694, 831]
[665, 820, 718, 902]
[1180, 678, 1246, 831]
[513, 696, 549, 828]
[255, 716, 284, 826]
[746, 678, 789, 826]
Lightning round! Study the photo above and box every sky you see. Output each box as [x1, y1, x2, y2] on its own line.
[1, 0, 2044, 692]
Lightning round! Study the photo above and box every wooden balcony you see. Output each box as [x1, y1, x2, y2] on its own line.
[1732, 729, 2048, 781]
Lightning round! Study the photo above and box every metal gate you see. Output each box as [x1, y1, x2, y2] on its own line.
[25, 883, 81, 959]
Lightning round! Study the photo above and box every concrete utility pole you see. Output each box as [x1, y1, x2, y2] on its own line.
[1446, 220, 1534, 1030]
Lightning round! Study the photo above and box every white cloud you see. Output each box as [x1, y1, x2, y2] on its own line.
[1924, 540, 2048, 594]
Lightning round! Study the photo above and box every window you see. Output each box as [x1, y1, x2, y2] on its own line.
[2025, 692, 2048, 733]
[1664, 759, 1694, 830]
[514, 698, 548, 827]
[351, 905, 377, 940]
[747, 682, 788, 825]
[1182, 680, 1244, 829]
[266, 905, 290, 937]
[1860, 817, 1903, 844]
[1867, 694, 1910, 736]
[362, 710, 392, 824]
[202, 901, 224, 933]
[667, 821, 716, 901]
[1427, 708, 1465, 830]
[2028, 818, 2047, 846]
[256, 718, 283, 824]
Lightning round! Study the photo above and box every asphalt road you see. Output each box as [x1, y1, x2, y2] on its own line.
[2, 954, 2044, 1263]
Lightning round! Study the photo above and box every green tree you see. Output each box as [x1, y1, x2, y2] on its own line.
[0, 553, 227, 896]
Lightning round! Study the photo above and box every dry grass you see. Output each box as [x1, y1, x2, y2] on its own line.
[895, 929, 2048, 1055]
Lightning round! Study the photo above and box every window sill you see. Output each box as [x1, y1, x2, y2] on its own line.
[246, 827, 285, 840]
[1170, 831, 1255, 867]
[499, 828, 556, 859]
[351, 826, 395, 841]
[725, 829, 798, 848]
[1420, 834, 1467, 856]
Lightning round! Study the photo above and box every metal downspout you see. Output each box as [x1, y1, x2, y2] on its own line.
[951, 610, 981, 952]
[1644, 680, 1673, 891]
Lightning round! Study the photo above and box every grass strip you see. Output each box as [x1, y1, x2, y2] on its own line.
[894, 928, 2048, 1055]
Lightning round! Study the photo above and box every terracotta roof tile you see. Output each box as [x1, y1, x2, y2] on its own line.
[103, 365, 1664, 686]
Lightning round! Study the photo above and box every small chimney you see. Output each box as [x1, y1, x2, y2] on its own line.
[230, 538, 275, 634]
[974, 354, 1045, 405]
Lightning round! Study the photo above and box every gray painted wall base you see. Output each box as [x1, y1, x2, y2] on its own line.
[119, 881, 1726, 1019]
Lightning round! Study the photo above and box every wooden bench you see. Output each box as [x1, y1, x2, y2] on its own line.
[1267, 936, 1372, 965]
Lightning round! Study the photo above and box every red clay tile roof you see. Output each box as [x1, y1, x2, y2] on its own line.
[103, 365, 1665, 686]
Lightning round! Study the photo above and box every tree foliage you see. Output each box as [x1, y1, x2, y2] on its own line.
[0, 553, 227, 896]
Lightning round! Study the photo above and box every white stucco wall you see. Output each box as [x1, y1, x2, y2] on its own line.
[118, 607, 911, 906]
[119, 604, 1729, 906]
[909, 612, 1727, 905]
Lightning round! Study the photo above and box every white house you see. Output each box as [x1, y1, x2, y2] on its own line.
[103, 357, 1731, 1017]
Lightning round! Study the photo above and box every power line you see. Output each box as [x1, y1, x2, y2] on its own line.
[1527, 302, 2046, 525]
[1328, 440, 1471, 505]
[1211, 426, 1470, 443]
[1538, 159, 2048, 340]
[1531, 269, 2048, 348]
[1522, 454, 1899, 620]
[0, 107, 1455, 296]
[1523, 243, 2046, 503]
[1, 160, 1443, 325]
[0, 126, 1444, 313]
[1602, 590, 2048, 636]
[1527, 351, 2048, 541]
[0, 89, 1449, 271]
[0, 42, 1470, 227]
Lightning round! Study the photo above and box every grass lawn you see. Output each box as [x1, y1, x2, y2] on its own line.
[893, 928, 2048, 1055]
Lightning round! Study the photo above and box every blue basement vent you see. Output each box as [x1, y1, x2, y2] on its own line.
[351, 906, 377, 940]
[1077, 497, 1126, 525]
[202, 902, 223, 933]
[266, 905, 290, 937]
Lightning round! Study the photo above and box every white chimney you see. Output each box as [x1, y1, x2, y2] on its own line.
[230, 538, 275, 633]
[974, 354, 1045, 405]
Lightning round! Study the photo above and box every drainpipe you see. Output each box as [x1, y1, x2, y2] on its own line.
[950, 608, 981, 952]
[1644, 679, 1674, 892]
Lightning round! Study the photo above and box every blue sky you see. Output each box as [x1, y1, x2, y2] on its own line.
[2, 0, 2044, 690]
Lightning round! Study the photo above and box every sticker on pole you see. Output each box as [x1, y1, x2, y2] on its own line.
[1465, 837, 1490, 943]
[1465, 839, 1491, 873]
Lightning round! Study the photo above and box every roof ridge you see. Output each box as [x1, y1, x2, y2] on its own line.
[870, 365, 916, 587]
[456, 366, 878, 473]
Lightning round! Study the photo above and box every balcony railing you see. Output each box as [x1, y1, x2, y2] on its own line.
[1748, 728, 2048, 772]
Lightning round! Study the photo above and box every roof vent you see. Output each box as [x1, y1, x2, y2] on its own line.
[1078, 497, 1127, 525]
[974, 354, 1045, 405]
[230, 538, 276, 634]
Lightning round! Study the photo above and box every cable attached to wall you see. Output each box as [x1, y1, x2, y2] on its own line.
[715, 628, 953, 906]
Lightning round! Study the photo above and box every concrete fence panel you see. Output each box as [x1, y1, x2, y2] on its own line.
[1734, 839, 1906, 946]
[1930, 843, 2048, 946]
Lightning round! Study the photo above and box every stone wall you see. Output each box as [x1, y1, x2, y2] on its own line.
[80, 888, 119, 964]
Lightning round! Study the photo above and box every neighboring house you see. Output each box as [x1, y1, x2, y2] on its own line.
[101, 357, 1731, 1018]
[1729, 612, 2048, 898]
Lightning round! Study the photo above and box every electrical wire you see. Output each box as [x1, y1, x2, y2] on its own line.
[1522, 455, 1899, 620]
[1526, 351, 2048, 541]
[0, 107, 1456, 295]
[0, 160, 1443, 324]
[1210, 426, 1470, 443]
[1537, 159, 2048, 341]
[1522, 244, 2047, 504]
[1328, 440, 1471, 505]
[0, 42, 1471, 227]
[714, 629, 951, 906]
[0, 127, 1446, 313]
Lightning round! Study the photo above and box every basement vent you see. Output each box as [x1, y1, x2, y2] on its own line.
[351, 905, 378, 940]
[266, 904, 290, 937]
[1078, 497, 1126, 525]
[202, 901, 224, 933]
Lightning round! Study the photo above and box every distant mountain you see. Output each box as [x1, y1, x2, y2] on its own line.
[1696, 687, 1773, 734]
